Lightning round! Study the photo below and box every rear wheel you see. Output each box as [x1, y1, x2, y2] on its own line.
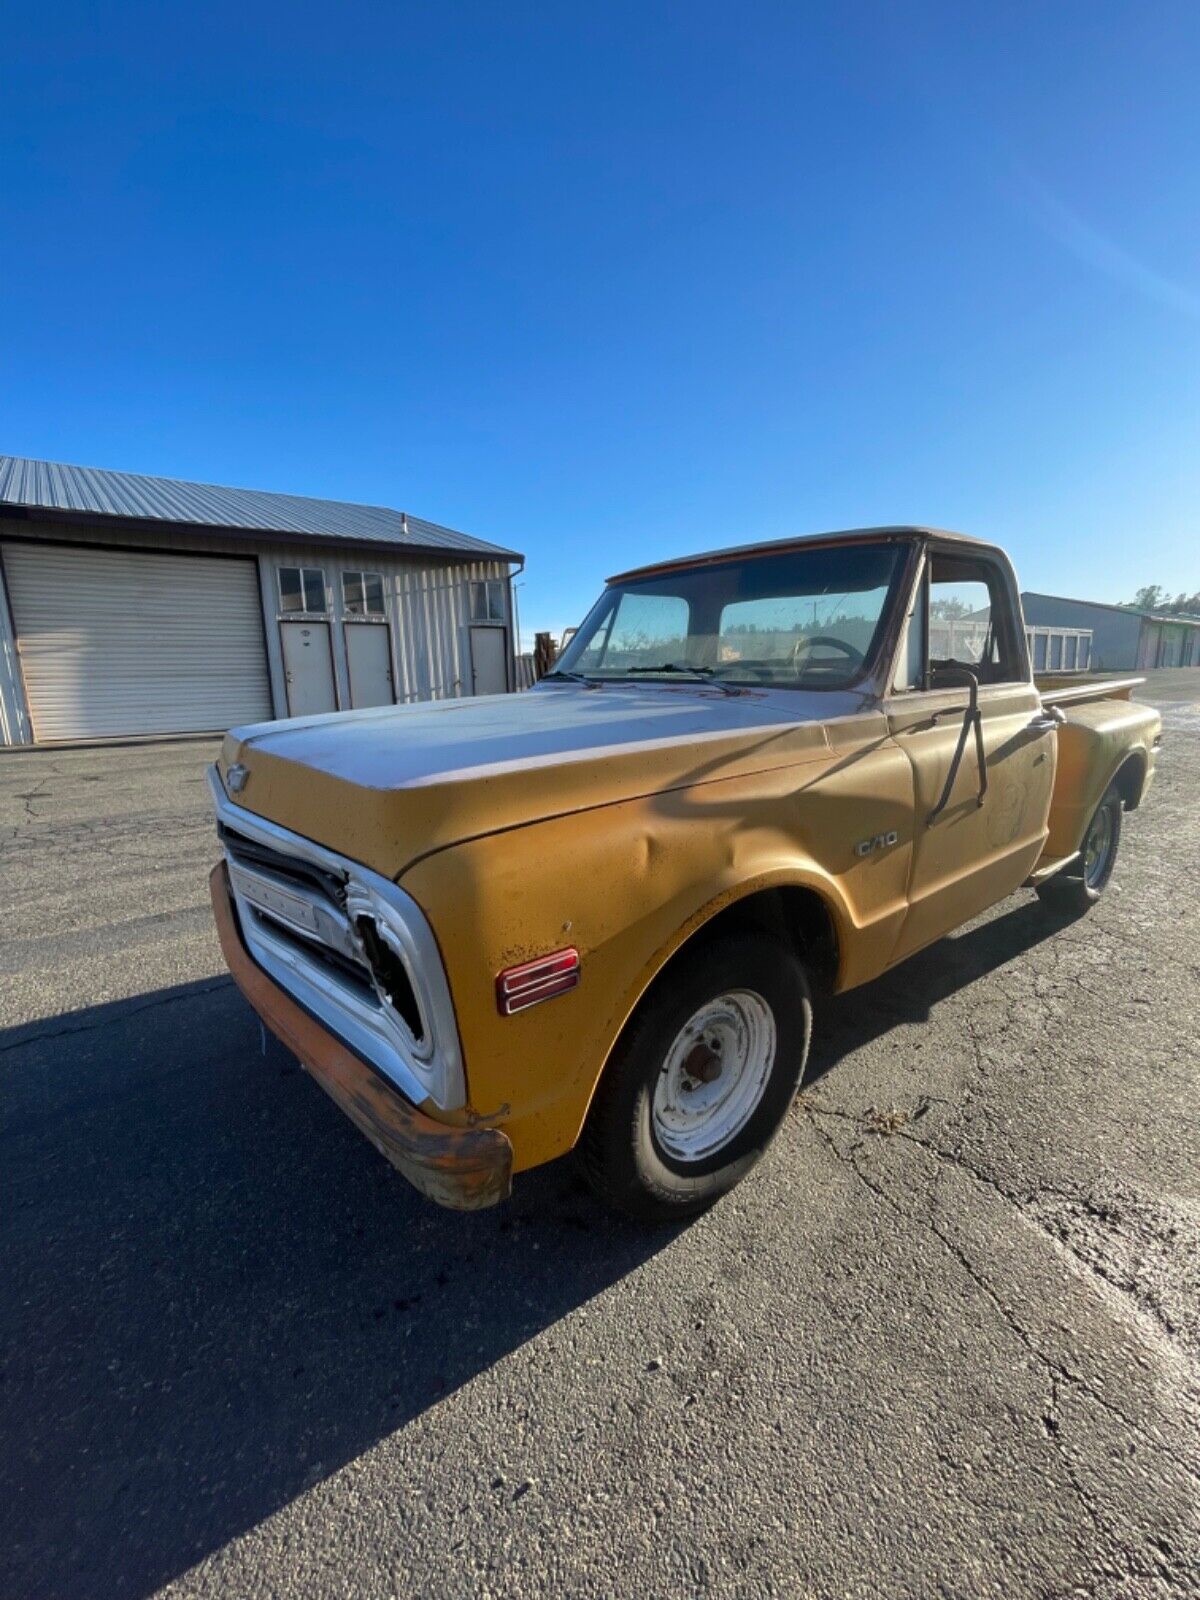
[1037, 783, 1122, 915]
[578, 932, 812, 1222]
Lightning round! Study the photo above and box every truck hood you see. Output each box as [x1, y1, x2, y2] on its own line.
[219, 683, 866, 878]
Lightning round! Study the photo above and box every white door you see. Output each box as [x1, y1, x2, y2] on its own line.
[345, 623, 394, 708]
[1, 541, 272, 740]
[470, 625, 508, 695]
[280, 621, 337, 717]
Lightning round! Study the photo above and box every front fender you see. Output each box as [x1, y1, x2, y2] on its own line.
[399, 738, 914, 1173]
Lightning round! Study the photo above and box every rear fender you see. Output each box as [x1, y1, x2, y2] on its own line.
[1043, 700, 1160, 858]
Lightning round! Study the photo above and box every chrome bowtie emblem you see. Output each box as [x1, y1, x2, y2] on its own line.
[226, 763, 249, 795]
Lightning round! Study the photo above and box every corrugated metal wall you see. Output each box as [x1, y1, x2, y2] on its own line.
[1020, 594, 1142, 671]
[0, 517, 513, 744]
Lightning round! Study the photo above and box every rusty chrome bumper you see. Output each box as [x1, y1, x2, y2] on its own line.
[210, 863, 513, 1211]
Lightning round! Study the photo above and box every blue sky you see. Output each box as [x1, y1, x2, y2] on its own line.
[2, 2, 1197, 644]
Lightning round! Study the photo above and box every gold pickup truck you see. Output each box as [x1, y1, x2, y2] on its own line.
[209, 527, 1161, 1220]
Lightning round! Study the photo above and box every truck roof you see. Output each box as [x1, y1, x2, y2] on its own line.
[607, 525, 991, 584]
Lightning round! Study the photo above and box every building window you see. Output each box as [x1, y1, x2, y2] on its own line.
[278, 566, 328, 615]
[342, 571, 386, 617]
[470, 579, 506, 623]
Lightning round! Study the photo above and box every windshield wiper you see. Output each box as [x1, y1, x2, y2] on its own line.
[625, 664, 743, 696]
[541, 669, 602, 689]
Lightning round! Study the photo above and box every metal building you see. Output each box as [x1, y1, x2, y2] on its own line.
[1021, 591, 1200, 672]
[0, 456, 522, 746]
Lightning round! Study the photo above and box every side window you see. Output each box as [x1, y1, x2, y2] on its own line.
[278, 566, 327, 615]
[928, 556, 1021, 685]
[342, 571, 386, 617]
[470, 579, 506, 622]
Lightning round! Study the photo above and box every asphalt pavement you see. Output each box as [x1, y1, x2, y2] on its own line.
[2, 675, 1198, 1599]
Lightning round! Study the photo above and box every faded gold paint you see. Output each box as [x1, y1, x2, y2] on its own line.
[1041, 698, 1159, 860]
[215, 681, 1161, 1183]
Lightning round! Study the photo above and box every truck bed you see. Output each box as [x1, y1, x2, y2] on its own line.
[1035, 673, 1144, 708]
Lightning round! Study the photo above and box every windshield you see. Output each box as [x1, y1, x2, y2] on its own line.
[555, 541, 907, 689]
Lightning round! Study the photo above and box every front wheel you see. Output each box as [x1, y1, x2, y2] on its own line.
[577, 932, 812, 1222]
[1037, 782, 1122, 915]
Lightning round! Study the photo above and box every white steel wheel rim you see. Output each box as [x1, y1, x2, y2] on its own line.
[651, 990, 777, 1164]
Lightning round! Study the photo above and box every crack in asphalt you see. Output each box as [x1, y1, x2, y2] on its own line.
[0, 977, 234, 1056]
[804, 1096, 1200, 1390]
[798, 1100, 1199, 1593]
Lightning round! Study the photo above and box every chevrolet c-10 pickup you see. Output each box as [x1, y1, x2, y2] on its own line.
[209, 526, 1161, 1220]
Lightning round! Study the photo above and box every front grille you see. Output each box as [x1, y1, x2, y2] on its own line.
[218, 822, 346, 906]
[209, 763, 465, 1110]
[221, 825, 425, 1046]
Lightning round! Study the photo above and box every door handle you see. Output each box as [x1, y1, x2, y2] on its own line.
[1028, 706, 1067, 732]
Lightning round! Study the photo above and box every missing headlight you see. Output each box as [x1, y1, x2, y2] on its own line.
[356, 917, 425, 1041]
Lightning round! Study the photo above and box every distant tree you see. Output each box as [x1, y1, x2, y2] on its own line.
[929, 597, 972, 620]
[1125, 584, 1200, 616]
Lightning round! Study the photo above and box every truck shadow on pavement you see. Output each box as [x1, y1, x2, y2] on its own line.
[1, 894, 1066, 1600]
[805, 894, 1072, 1085]
[0, 980, 679, 1600]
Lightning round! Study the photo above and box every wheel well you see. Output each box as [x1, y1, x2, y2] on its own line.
[1113, 752, 1147, 811]
[666, 885, 840, 998]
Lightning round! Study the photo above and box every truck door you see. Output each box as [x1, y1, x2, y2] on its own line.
[886, 546, 1057, 965]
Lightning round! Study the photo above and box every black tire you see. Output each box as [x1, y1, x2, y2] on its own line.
[1037, 782, 1122, 915]
[577, 931, 812, 1223]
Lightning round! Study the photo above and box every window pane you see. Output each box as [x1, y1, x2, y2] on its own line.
[469, 582, 486, 621]
[576, 592, 691, 671]
[279, 567, 304, 614]
[928, 581, 993, 666]
[363, 573, 385, 616]
[342, 571, 364, 614]
[1063, 635, 1077, 670]
[487, 580, 504, 621]
[303, 569, 327, 613]
[719, 586, 892, 677]
[558, 543, 904, 689]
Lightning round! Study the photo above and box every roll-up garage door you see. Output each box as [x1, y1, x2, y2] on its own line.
[1, 542, 274, 740]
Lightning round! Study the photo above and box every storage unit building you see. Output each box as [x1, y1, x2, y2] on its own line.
[0, 456, 521, 746]
[1021, 592, 1200, 672]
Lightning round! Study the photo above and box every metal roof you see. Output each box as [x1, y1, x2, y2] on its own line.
[0, 455, 521, 561]
[609, 525, 987, 584]
[1022, 591, 1200, 628]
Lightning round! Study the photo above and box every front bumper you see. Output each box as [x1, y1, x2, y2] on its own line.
[210, 862, 513, 1211]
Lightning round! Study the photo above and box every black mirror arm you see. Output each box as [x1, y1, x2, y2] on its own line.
[926, 667, 988, 826]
